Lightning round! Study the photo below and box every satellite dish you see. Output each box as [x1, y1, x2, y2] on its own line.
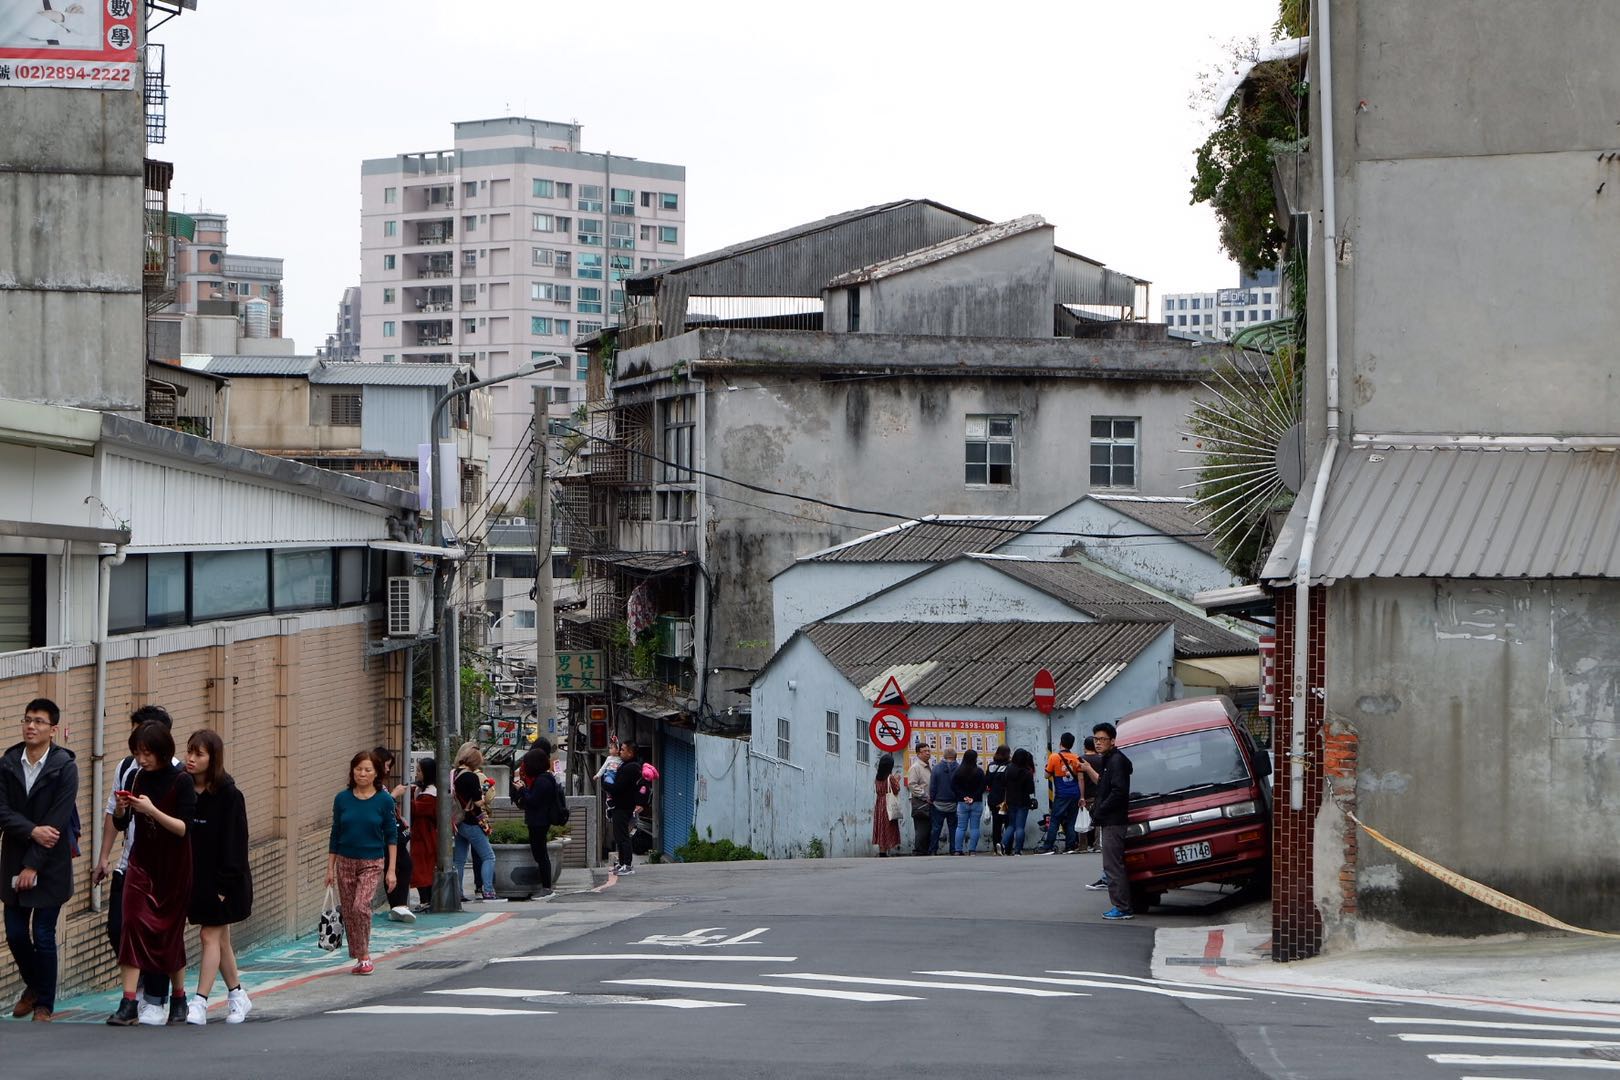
[1276, 423, 1305, 493]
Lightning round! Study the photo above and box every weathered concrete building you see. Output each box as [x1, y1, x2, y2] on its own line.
[1262, 0, 1620, 955]
[558, 199, 1252, 857]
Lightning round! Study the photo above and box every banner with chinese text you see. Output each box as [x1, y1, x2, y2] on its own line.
[0, 1, 140, 90]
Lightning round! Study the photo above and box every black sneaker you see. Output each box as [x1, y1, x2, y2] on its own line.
[107, 998, 140, 1026]
[1085, 878, 1108, 890]
[167, 993, 188, 1025]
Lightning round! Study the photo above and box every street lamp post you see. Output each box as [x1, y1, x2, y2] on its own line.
[428, 355, 563, 913]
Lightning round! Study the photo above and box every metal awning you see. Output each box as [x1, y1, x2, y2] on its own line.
[1191, 584, 1273, 618]
[1263, 444, 1620, 584]
[589, 551, 696, 575]
[0, 519, 132, 545]
[369, 539, 467, 560]
[1175, 654, 1262, 690]
[618, 695, 681, 721]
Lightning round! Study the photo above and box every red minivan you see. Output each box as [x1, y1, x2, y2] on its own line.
[1113, 696, 1271, 912]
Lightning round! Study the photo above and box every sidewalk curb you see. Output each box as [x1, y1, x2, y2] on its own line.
[1153, 923, 1620, 1021]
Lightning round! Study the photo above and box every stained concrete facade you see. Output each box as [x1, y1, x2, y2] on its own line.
[1270, 0, 1620, 943]
[609, 329, 1231, 710]
[0, 69, 146, 410]
[1325, 578, 1620, 936]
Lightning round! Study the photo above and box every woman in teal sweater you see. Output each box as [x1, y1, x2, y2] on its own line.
[325, 750, 397, 975]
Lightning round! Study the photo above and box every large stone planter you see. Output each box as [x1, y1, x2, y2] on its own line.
[492, 838, 567, 899]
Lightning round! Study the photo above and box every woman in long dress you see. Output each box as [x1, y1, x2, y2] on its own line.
[409, 757, 439, 909]
[871, 753, 902, 856]
[107, 721, 195, 1026]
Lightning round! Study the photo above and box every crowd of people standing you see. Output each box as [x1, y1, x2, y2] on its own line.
[871, 722, 1137, 919]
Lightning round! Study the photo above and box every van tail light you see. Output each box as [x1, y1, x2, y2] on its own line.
[1222, 800, 1259, 819]
[1236, 828, 1264, 845]
[1125, 852, 1150, 866]
[1125, 822, 1149, 839]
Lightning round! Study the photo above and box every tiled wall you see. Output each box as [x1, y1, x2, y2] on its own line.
[1269, 587, 1329, 961]
[0, 618, 398, 1002]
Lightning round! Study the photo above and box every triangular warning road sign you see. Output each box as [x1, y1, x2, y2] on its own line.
[874, 674, 908, 710]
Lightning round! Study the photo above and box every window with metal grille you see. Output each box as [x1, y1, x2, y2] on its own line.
[660, 396, 694, 482]
[1090, 417, 1138, 488]
[825, 711, 840, 756]
[777, 718, 791, 761]
[855, 715, 871, 764]
[329, 393, 361, 426]
[965, 414, 1015, 486]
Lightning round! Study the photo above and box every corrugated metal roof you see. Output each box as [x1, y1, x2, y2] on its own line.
[1263, 445, 1620, 584]
[804, 620, 1169, 708]
[981, 558, 1258, 658]
[1090, 495, 1219, 556]
[825, 216, 1048, 288]
[202, 355, 318, 376]
[803, 516, 1040, 564]
[309, 362, 464, 387]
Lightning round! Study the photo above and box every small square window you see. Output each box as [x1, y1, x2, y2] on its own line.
[328, 393, 361, 426]
[659, 225, 678, 244]
[661, 192, 679, 211]
[463, 181, 477, 198]
[383, 254, 396, 270]
[463, 319, 477, 334]
[383, 220, 397, 238]
[533, 178, 553, 198]
[383, 288, 395, 304]
[1089, 417, 1138, 489]
[383, 186, 397, 204]
[382, 320, 396, 337]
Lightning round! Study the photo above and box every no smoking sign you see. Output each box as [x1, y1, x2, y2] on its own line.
[869, 707, 911, 754]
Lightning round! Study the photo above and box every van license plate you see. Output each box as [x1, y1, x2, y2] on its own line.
[1173, 841, 1212, 865]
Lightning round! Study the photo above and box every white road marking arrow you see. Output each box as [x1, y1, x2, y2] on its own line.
[606, 978, 921, 1003]
[765, 973, 1085, 998]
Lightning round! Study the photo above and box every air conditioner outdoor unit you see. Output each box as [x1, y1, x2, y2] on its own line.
[659, 616, 695, 659]
[387, 576, 432, 637]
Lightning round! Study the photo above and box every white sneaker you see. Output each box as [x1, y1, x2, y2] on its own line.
[137, 1001, 166, 1026]
[226, 987, 252, 1024]
[186, 998, 208, 1025]
[389, 905, 416, 923]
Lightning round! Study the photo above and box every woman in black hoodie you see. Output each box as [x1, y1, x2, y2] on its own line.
[183, 729, 252, 1025]
[1000, 748, 1037, 855]
[950, 750, 986, 855]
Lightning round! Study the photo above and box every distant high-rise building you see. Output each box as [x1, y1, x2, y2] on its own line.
[1161, 267, 1287, 341]
[148, 211, 290, 360]
[321, 285, 362, 361]
[359, 117, 687, 486]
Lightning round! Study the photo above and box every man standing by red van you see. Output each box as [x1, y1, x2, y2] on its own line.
[1079, 722, 1134, 921]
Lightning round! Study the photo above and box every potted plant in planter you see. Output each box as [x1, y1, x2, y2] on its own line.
[489, 820, 568, 899]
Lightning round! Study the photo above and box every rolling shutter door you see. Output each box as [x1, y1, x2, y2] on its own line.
[660, 736, 695, 858]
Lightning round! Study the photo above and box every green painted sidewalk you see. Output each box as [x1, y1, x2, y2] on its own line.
[35, 909, 507, 1024]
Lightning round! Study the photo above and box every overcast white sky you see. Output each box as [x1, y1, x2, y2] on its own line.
[152, 0, 1279, 351]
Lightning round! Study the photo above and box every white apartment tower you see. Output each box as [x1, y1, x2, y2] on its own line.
[360, 117, 686, 487]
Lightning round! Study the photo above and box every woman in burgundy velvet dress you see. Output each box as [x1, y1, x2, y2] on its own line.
[107, 721, 195, 1026]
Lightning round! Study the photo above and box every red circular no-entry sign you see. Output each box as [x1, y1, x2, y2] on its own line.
[869, 707, 911, 753]
[1033, 668, 1056, 715]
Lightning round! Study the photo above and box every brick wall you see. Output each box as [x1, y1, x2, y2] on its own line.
[0, 613, 398, 1003]
[1270, 586, 1328, 961]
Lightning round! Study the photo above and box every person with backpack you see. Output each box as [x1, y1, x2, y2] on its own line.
[609, 741, 642, 875]
[91, 704, 174, 1017]
[985, 745, 1011, 855]
[1037, 732, 1085, 854]
[451, 745, 497, 901]
[0, 698, 78, 1023]
[511, 747, 566, 899]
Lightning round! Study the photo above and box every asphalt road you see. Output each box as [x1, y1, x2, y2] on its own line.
[7, 853, 1618, 1079]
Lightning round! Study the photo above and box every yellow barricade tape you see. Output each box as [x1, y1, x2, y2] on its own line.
[1343, 807, 1620, 940]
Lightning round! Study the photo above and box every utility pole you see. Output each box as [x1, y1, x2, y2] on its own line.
[427, 357, 562, 913]
[533, 386, 559, 757]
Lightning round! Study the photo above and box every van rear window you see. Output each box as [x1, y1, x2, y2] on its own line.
[1125, 728, 1250, 805]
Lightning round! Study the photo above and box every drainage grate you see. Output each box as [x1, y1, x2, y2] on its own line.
[398, 959, 473, 971]
[1585, 1046, 1620, 1061]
